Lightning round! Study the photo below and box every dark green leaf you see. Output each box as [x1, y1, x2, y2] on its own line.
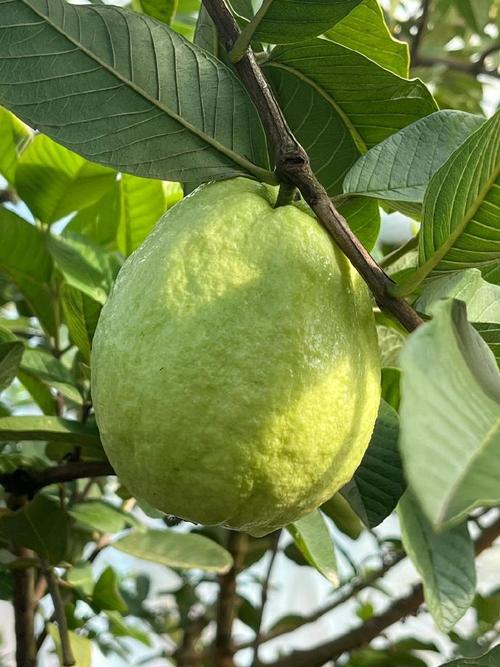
[132, 0, 177, 24]
[440, 645, 500, 666]
[0, 416, 101, 447]
[287, 510, 338, 585]
[92, 566, 128, 613]
[20, 347, 83, 405]
[0, 341, 24, 392]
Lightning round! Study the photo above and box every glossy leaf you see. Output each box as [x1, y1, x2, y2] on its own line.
[326, 0, 409, 77]
[0, 416, 101, 447]
[0, 0, 272, 185]
[264, 39, 436, 197]
[399, 492, 476, 632]
[0, 208, 55, 335]
[113, 529, 233, 573]
[400, 299, 500, 528]
[344, 111, 484, 204]
[15, 134, 116, 225]
[61, 286, 101, 363]
[0, 495, 68, 564]
[252, 0, 362, 44]
[440, 645, 500, 666]
[0, 341, 23, 393]
[287, 510, 338, 585]
[417, 111, 500, 284]
[341, 399, 404, 527]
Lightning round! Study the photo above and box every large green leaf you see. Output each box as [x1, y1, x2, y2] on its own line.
[0, 416, 101, 447]
[341, 399, 404, 527]
[0, 494, 68, 564]
[0, 0, 272, 185]
[0, 207, 55, 335]
[113, 529, 233, 573]
[440, 646, 500, 666]
[61, 286, 101, 363]
[68, 500, 140, 534]
[326, 0, 409, 77]
[399, 299, 500, 528]
[414, 111, 500, 287]
[338, 197, 380, 251]
[287, 510, 338, 585]
[344, 111, 484, 204]
[0, 341, 24, 393]
[251, 0, 362, 44]
[0, 106, 31, 184]
[15, 134, 116, 225]
[20, 347, 83, 405]
[399, 492, 475, 632]
[263, 39, 436, 197]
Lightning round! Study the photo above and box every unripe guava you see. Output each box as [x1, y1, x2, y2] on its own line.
[91, 178, 380, 536]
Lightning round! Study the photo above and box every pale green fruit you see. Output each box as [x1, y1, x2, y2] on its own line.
[91, 178, 380, 536]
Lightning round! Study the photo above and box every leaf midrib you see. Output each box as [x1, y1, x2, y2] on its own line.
[20, 0, 275, 184]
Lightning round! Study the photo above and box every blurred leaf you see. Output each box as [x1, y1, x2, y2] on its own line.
[416, 111, 500, 286]
[0, 106, 31, 184]
[377, 325, 405, 367]
[0, 0, 272, 186]
[0, 208, 56, 335]
[0, 495, 68, 564]
[237, 595, 261, 632]
[113, 529, 233, 573]
[287, 510, 338, 585]
[132, 0, 177, 24]
[0, 416, 101, 447]
[341, 400, 404, 528]
[474, 592, 500, 632]
[326, 0, 409, 77]
[92, 566, 128, 613]
[0, 341, 23, 392]
[321, 494, 363, 540]
[399, 299, 500, 528]
[267, 614, 306, 637]
[440, 645, 500, 666]
[15, 134, 116, 225]
[344, 111, 484, 204]
[67, 562, 94, 597]
[399, 492, 475, 632]
[68, 500, 141, 534]
[48, 233, 112, 305]
[251, 0, 362, 44]
[61, 286, 101, 363]
[105, 610, 152, 646]
[48, 625, 92, 667]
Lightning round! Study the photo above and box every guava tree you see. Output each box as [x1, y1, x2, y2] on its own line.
[0, 1, 499, 667]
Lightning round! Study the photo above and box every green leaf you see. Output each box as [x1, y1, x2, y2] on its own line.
[321, 493, 363, 540]
[474, 323, 500, 369]
[399, 299, 500, 528]
[287, 510, 338, 585]
[0, 207, 56, 335]
[20, 347, 83, 405]
[263, 39, 436, 197]
[132, 0, 177, 24]
[251, 0, 362, 44]
[326, 0, 409, 77]
[338, 197, 380, 251]
[67, 562, 94, 597]
[0, 495, 68, 564]
[439, 645, 500, 666]
[341, 399, 404, 527]
[92, 566, 128, 612]
[399, 492, 475, 632]
[0, 106, 31, 184]
[0, 416, 101, 447]
[68, 500, 140, 534]
[48, 233, 112, 305]
[344, 111, 484, 204]
[381, 367, 401, 411]
[416, 111, 500, 286]
[48, 625, 92, 667]
[60, 286, 101, 364]
[113, 529, 233, 573]
[105, 610, 152, 646]
[15, 134, 116, 225]
[17, 371, 57, 416]
[0, 341, 24, 392]
[0, 0, 272, 186]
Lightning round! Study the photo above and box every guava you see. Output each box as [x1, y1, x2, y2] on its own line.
[91, 178, 380, 536]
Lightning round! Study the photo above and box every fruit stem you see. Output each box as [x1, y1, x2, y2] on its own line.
[275, 182, 297, 208]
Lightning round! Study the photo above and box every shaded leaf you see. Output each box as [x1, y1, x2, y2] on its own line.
[439, 644, 500, 666]
[0, 0, 272, 185]
[20, 347, 83, 405]
[113, 529, 233, 573]
[399, 299, 500, 528]
[287, 510, 338, 585]
[341, 400, 404, 527]
[339, 197, 380, 251]
[0, 106, 31, 184]
[92, 566, 128, 612]
[0, 416, 101, 447]
[0, 341, 24, 392]
[399, 492, 475, 632]
[321, 493, 363, 540]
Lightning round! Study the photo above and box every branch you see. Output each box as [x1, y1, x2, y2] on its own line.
[251, 531, 281, 666]
[12, 547, 37, 667]
[261, 515, 500, 667]
[410, 0, 431, 62]
[202, 0, 423, 333]
[42, 561, 75, 666]
[215, 531, 249, 667]
[0, 461, 115, 497]
[414, 54, 500, 79]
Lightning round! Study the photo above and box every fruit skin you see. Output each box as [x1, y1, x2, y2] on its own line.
[91, 178, 380, 536]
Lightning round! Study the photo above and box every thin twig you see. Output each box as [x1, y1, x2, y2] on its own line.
[414, 54, 500, 79]
[42, 560, 75, 666]
[410, 0, 431, 62]
[251, 531, 281, 666]
[215, 531, 249, 667]
[12, 548, 37, 667]
[202, 0, 423, 333]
